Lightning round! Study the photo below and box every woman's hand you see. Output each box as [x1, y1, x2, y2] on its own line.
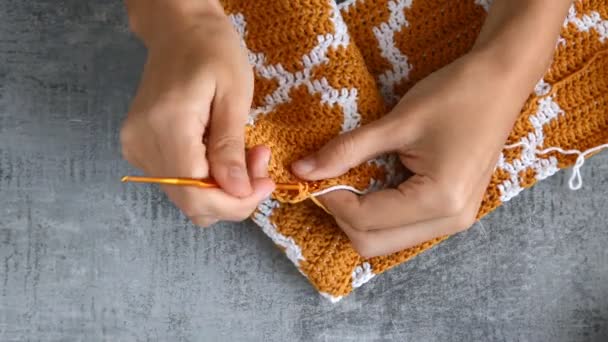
[292, 52, 527, 257]
[121, 1, 275, 227]
[292, 0, 573, 257]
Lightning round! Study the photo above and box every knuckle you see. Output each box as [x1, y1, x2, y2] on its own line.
[191, 216, 218, 228]
[119, 120, 138, 160]
[177, 194, 202, 218]
[437, 187, 468, 216]
[227, 214, 252, 222]
[145, 103, 198, 133]
[190, 216, 206, 227]
[186, 162, 209, 179]
[343, 219, 368, 233]
[351, 239, 376, 259]
[216, 93, 251, 116]
[120, 119, 135, 145]
[350, 225, 368, 233]
[335, 211, 365, 233]
[146, 106, 174, 130]
[120, 144, 133, 162]
[214, 66, 235, 86]
[225, 204, 256, 221]
[341, 225, 377, 258]
[454, 210, 477, 232]
[209, 135, 243, 155]
[204, 200, 255, 222]
[181, 204, 200, 219]
[334, 134, 357, 161]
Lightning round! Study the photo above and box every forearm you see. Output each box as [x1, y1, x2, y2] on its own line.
[472, 0, 572, 88]
[124, 0, 225, 47]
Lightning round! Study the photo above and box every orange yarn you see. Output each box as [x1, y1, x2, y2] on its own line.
[219, 0, 608, 300]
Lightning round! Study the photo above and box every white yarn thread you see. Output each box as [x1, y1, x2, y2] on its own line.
[352, 262, 375, 288]
[373, 0, 414, 104]
[504, 142, 608, 190]
[311, 185, 366, 197]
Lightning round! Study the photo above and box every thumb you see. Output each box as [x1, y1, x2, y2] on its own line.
[292, 119, 399, 181]
[207, 94, 252, 198]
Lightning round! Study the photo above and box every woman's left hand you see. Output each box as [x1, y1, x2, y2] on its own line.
[291, 50, 537, 258]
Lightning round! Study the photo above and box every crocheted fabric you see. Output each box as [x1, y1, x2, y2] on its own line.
[220, 0, 608, 301]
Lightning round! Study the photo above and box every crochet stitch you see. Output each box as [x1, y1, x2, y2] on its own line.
[220, 0, 608, 301]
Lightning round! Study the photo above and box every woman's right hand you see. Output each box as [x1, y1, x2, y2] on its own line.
[121, 1, 275, 227]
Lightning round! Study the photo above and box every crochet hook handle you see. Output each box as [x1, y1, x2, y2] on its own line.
[121, 176, 218, 188]
[121, 176, 303, 191]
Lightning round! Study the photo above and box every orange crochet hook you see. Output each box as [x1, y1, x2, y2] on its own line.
[121, 176, 303, 191]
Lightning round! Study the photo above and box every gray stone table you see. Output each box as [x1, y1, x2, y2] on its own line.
[1, 1, 607, 341]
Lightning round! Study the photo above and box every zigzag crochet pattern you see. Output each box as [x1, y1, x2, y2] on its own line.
[219, 0, 608, 301]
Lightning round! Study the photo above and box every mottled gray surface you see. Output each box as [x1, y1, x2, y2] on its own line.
[1, 1, 607, 341]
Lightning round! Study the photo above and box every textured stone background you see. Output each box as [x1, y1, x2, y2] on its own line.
[1, 1, 607, 341]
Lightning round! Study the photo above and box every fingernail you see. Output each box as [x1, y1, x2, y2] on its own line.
[229, 166, 247, 180]
[293, 157, 316, 175]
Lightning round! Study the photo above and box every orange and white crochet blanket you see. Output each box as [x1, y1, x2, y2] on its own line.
[220, 0, 608, 301]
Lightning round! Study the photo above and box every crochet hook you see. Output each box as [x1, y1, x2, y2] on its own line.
[121, 176, 303, 191]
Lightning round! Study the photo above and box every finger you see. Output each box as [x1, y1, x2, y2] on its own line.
[168, 177, 275, 221]
[120, 118, 158, 172]
[123, 151, 146, 172]
[207, 93, 252, 198]
[340, 212, 475, 258]
[190, 215, 219, 228]
[246, 145, 272, 179]
[318, 175, 463, 230]
[292, 118, 402, 181]
[156, 110, 211, 209]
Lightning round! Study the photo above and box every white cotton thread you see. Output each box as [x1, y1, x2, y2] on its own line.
[311, 185, 366, 197]
[373, 0, 414, 104]
[534, 79, 552, 96]
[504, 142, 608, 190]
[352, 262, 375, 288]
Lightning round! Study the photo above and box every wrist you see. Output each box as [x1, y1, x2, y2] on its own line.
[470, 38, 554, 92]
[467, 44, 551, 95]
[454, 47, 544, 124]
[126, 0, 226, 48]
[468, 0, 572, 96]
